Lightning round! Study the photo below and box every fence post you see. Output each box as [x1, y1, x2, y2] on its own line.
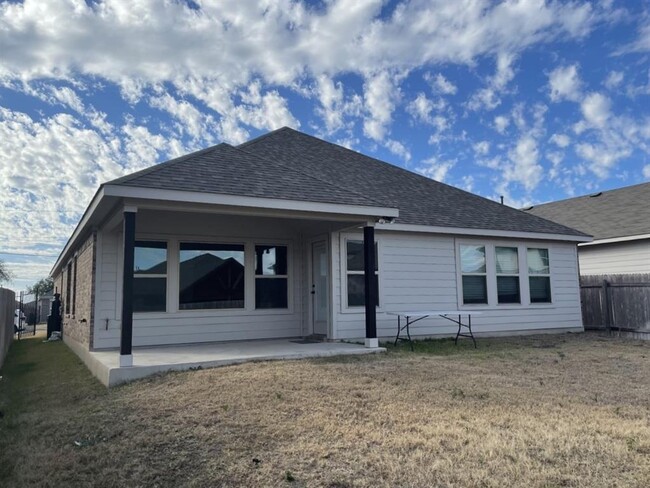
[602, 279, 611, 334]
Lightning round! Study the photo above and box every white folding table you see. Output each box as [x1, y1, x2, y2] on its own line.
[386, 311, 481, 350]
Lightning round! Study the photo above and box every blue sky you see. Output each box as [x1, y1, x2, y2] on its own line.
[0, 0, 649, 292]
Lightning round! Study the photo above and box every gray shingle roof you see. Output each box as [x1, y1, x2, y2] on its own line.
[107, 142, 386, 208]
[238, 128, 587, 236]
[523, 182, 650, 240]
[106, 127, 587, 237]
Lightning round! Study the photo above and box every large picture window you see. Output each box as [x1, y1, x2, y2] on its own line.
[460, 245, 487, 304]
[179, 243, 245, 310]
[345, 240, 378, 308]
[496, 246, 520, 304]
[528, 248, 551, 303]
[255, 245, 288, 309]
[134, 241, 167, 313]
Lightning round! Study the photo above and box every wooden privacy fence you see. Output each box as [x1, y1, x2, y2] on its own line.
[0, 287, 16, 369]
[580, 274, 650, 332]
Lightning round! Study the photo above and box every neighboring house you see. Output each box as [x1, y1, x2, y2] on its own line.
[524, 183, 650, 276]
[51, 127, 589, 366]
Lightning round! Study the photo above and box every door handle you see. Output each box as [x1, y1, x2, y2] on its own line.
[311, 285, 315, 295]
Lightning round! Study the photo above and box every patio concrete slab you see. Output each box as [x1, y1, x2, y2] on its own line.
[77, 339, 385, 387]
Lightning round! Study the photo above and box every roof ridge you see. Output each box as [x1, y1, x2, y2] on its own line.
[106, 142, 230, 186]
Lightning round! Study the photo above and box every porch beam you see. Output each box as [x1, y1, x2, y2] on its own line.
[363, 225, 378, 348]
[120, 208, 136, 366]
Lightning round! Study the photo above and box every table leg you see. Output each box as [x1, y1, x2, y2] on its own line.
[454, 314, 461, 345]
[406, 316, 413, 351]
[394, 315, 401, 346]
[469, 314, 477, 349]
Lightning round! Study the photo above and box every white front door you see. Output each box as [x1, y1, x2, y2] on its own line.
[311, 241, 329, 336]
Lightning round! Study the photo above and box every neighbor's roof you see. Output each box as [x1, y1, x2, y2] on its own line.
[105, 127, 587, 237]
[523, 182, 650, 241]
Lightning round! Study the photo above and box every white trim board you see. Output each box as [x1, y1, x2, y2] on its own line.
[579, 233, 650, 247]
[104, 185, 399, 219]
[376, 223, 591, 243]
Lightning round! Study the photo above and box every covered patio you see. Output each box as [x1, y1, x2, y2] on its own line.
[68, 337, 386, 387]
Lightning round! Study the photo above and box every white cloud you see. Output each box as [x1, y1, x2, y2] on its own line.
[384, 139, 411, 162]
[580, 92, 611, 128]
[505, 135, 543, 191]
[407, 93, 435, 123]
[467, 87, 500, 111]
[473, 141, 490, 156]
[363, 72, 398, 141]
[549, 133, 570, 148]
[604, 70, 624, 90]
[494, 115, 510, 134]
[576, 142, 631, 179]
[643, 164, 650, 179]
[417, 156, 456, 182]
[548, 64, 582, 102]
[615, 21, 650, 54]
[427, 73, 457, 95]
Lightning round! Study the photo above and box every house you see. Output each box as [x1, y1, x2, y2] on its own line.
[524, 182, 650, 276]
[51, 127, 590, 372]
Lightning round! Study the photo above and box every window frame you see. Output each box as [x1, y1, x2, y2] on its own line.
[459, 244, 489, 305]
[254, 244, 290, 310]
[178, 241, 247, 311]
[340, 234, 382, 313]
[455, 240, 554, 310]
[527, 247, 553, 304]
[495, 246, 521, 304]
[133, 240, 169, 314]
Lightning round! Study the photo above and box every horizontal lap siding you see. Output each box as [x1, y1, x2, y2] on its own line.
[579, 239, 650, 275]
[93, 211, 304, 349]
[333, 231, 583, 340]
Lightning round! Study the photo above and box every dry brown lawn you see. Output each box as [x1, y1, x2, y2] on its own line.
[1, 332, 649, 487]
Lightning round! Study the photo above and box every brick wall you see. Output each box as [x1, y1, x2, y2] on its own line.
[57, 232, 96, 349]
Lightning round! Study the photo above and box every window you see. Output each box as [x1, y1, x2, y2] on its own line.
[179, 243, 245, 310]
[134, 241, 167, 313]
[346, 240, 378, 307]
[460, 245, 487, 304]
[496, 247, 520, 304]
[255, 245, 288, 309]
[528, 248, 551, 303]
[72, 256, 78, 315]
[65, 262, 72, 314]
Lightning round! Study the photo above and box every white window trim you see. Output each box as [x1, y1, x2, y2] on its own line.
[495, 245, 521, 305]
[132, 239, 170, 315]
[527, 247, 554, 304]
[455, 239, 555, 310]
[123, 233, 294, 318]
[253, 242, 291, 311]
[339, 233, 383, 314]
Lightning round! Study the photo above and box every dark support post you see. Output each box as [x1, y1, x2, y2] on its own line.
[120, 210, 136, 366]
[602, 279, 611, 335]
[363, 225, 378, 348]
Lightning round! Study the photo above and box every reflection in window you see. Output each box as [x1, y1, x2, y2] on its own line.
[460, 245, 487, 304]
[179, 243, 245, 310]
[255, 245, 288, 309]
[134, 241, 167, 313]
[496, 246, 520, 304]
[346, 240, 378, 307]
[528, 248, 551, 303]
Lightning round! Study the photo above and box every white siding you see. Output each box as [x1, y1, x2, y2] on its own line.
[93, 211, 306, 349]
[332, 230, 583, 340]
[579, 239, 650, 275]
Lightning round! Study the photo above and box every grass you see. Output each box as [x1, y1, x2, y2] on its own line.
[1, 332, 649, 487]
